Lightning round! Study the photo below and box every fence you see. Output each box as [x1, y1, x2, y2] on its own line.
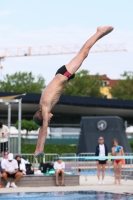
[76, 153, 133, 180]
[17, 153, 133, 180]
[77, 152, 133, 169]
[0, 151, 133, 179]
[18, 153, 77, 173]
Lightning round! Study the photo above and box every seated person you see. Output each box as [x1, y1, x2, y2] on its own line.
[54, 158, 65, 186]
[15, 155, 26, 175]
[2, 153, 23, 188]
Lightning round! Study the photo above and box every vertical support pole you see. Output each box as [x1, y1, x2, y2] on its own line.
[8, 103, 11, 152]
[18, 99, 22, 154]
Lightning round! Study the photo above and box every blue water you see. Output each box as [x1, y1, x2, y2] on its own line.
[80, 168, 114, 175]
[0, 191, 132, 200]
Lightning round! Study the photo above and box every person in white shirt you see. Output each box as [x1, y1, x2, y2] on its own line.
[0, 122, 10, 157]
[54, 158, 65, 186]
[15, 155, 26, 175]
[2, 153, 23, 188]
[95, 137, 108, 185]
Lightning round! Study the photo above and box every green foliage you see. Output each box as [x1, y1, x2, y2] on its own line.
[62, 70, 104, 97]
[130, 140, 133, 152]
[21, 140, 133, 154]
[110, 71, 133, 100]
[0, 72, 45, 93]
[16, 119, 39, 136]
[21, 143, 77, 154]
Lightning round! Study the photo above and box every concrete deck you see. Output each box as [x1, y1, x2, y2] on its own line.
[0, 176, 133, 194]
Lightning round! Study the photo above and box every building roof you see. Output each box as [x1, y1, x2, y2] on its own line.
[90, 74, 118, 87]
[101, 74, 118, 87]
[1, 92, 133, 120]
[0, 92, 133, 110]
[108, 79, 118, 87]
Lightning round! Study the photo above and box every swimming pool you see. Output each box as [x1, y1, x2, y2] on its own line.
[0, 191, 132, 200]
[80, 168, 114, 175]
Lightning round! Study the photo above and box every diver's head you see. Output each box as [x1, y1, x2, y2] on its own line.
[33, 110, 53, 126]
[33, 110, 43, 126]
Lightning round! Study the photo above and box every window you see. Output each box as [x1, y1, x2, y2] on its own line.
[103, 81, 108, 86]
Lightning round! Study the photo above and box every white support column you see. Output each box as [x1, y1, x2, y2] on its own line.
[8, 103, 11, 152]
[18, 99, 22, 154]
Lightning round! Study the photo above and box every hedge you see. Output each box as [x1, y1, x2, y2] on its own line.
[22, 144, 77, 155]
[22, 140, 133, 154]
[130, 140, 133, 152]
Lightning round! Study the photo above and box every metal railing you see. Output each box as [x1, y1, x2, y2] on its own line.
[76, 153, 133, 180]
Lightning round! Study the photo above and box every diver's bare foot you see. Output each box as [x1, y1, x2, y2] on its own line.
[97, 26, 114, 39]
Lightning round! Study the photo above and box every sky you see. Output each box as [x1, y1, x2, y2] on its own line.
[0, 0, 133, 84]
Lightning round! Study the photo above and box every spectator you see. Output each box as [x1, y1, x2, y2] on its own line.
[1, 150, 8, 169]
[54, 158, 65, 186]
[95, 136, 108, 184]
[15, 155, 26, 175]
[0, 122, 10, 157]
[21, 156, 29, 165]
[112, 139, 125, 185]
[2, 153, 23, 188]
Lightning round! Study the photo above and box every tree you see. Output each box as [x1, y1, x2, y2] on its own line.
[62, 70, 104, 97]
[110, 71, 133, 100]
[0, 72, 45, 93]
[15, 119, 39, 136]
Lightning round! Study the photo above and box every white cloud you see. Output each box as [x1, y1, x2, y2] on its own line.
[0, 10, 15, 19]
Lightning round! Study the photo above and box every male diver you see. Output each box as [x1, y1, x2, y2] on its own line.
[33, 26, 114, 157]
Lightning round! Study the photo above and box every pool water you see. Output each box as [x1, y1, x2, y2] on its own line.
[81, 168, 114, 175]
[0, 191, 132, 200]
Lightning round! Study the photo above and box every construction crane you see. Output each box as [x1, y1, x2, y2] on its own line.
[0, 43, 126, 59]
[0, 44, 127, 75]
